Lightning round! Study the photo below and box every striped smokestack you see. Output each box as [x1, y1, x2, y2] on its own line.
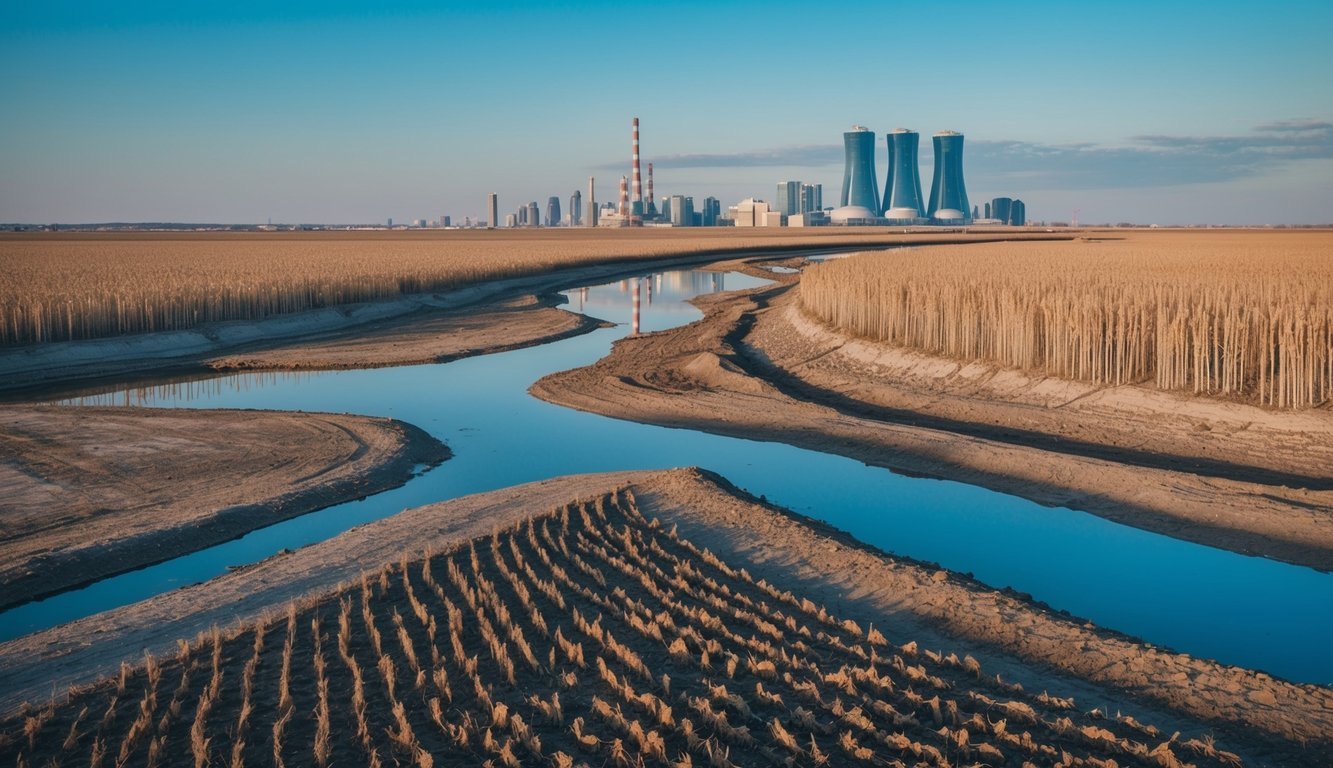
[619, 175, 629, 217]
[647, 162, 654, 210]
[631, 117, 643, 213]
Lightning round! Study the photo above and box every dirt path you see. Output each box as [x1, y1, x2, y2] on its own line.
[530, 275, 1333, 572]
[1, 469, 1326, 764]
[0, 405, 449, 609]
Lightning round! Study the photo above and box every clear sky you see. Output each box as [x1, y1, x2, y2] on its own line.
[3, 1, 1331, 225]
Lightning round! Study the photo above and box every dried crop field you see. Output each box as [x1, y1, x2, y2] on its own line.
[0, 229, 1038, 347]
[799, 231, 1333, 408]
[2, 489, 1240, 768]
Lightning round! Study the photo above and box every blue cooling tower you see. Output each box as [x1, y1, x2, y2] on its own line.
[882, 129, 925, 221]
[841, 126, 880, 213]
[928, 131, 970, 224]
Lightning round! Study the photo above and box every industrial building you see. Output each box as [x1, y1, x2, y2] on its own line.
[840, 126, 880, 213]
[882, 129, 926, 222]
[927, 131, 970, 224]
[477, 117, 1011, 231]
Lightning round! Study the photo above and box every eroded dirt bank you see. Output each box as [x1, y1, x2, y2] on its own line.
[1, 469, 1326, 765]
[0, 405, 449, 609]
[530, 272, 1333, 572]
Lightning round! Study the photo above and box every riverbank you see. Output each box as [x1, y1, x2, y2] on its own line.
[0, 405, 448, 610]
[2, 468, 1325, 765]
[0, 229, 1069, 397]
[205, 293, 610, 371]
[531, 269, 1333, 572]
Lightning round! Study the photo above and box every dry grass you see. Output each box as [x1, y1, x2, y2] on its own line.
[800, 231, 1333, 408]
[0, 229, 1050, 347]
[0, 486, 1243, 767]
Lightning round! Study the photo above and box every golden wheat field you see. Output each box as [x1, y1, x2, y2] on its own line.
[0, 489, 1241, 768]
[0, 229, 1028, 348]
[799, 232, 1333, 409]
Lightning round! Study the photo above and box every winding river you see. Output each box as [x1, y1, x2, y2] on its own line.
[4, 265, 1331, 686]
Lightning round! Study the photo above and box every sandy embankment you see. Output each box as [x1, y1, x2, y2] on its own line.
[0, 405, 449, 609]
[530, 268, 1333, 571]
[205, 294, 607, 371]
[0, 469, 1326, 764]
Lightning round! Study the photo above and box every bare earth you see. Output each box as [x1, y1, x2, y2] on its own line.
[530, 265, 1333, 572]
[206, 294, 609, 371]
[1, 469, 1326, 765]
[0, 405, 448, 610]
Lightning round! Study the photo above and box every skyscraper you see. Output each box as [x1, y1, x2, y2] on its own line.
[570, 190, 582, 226]
[668, 195, 694, 227]
[527, 201, 540, 227]
[841, 126, 880, 212]
[547, 196, 561, 228]
[487, 193, 498, 230]
[702, 197, 721, 226]
[776, 181, 802, 216]
[991, 197, 1013, 226]
[882, 129, 926, 221]
[587, 177, 596, 228]
[799, 184, 822, 213]
[928, 131, 970, 224]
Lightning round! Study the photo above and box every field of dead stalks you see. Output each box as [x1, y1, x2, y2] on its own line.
[799, 231, 1333, 408]
[2, 488, 1245, 767]
[0, 229, 1059, 348]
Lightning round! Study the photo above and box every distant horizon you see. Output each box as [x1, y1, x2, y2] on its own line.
[4, 1, 1331, 225]
[8, 220, 1333, 230]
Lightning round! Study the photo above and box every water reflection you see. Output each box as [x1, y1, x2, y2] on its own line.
[66, 370, 321, 407]
[8, 268, 1333, 685]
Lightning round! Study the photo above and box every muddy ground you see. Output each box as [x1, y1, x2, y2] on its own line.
[1, 469, 1326, 766]
[0, 406, 448, 610]
[531, 264, 1333, 573]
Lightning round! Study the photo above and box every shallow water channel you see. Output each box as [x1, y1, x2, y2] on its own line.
[6, 267, 1332, 686]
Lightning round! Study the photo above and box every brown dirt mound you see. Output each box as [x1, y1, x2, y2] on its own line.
[0, 405, 448, 609]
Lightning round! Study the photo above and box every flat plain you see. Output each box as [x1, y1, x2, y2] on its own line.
[2, 228, 1330, 767]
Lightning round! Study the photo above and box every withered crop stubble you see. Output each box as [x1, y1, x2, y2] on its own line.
[799, 233, 1333, 408]
[2, 488, 1246, 767]
[0, 229, 1039, 347]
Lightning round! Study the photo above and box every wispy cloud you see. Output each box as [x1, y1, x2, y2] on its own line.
[597, 144, 841, 171]
[624, 120, 1333, 190]
[972, 120, 1333, 188]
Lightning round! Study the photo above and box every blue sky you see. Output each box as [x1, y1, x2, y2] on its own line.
[3, 1, 1331, 225]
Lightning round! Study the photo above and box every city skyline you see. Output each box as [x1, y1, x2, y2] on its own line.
[3, 1, 1331, 225]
